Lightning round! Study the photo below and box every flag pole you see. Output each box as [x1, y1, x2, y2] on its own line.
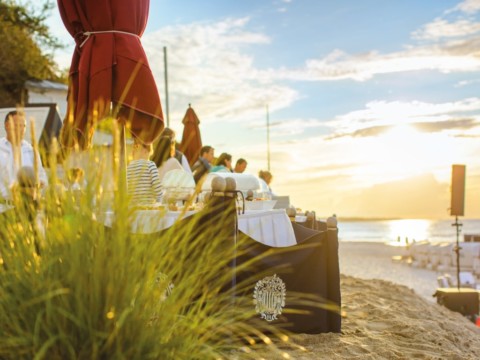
[163, 46, 170, 128]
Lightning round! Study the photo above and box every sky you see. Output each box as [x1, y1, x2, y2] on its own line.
[46, 0, 480, 219]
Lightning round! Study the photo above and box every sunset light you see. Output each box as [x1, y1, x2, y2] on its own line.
[45, 0, 480, 219]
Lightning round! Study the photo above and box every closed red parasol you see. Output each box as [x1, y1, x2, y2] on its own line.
[57, 0, 164, 149]
[179, 104, 202, 167]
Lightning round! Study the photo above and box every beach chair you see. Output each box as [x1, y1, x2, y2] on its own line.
[473, 258, 480, 278]
[459, 271, 477, 289]
[436, 243, 455, 273]
[409, 241, 430, 268]
[426, 243, 441, 270]
[452, 242, 480, 272]
[437, 274, 453, 288]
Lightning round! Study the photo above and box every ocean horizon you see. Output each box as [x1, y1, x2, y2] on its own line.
[335, 218, 480, 244]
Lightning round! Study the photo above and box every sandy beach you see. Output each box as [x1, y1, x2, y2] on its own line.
[250, 241, 480, 359]
[339, 241, 441, 301]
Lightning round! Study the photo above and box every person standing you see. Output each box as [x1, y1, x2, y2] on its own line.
[0, 110, 48, 213]
[191, 145, 214, 183]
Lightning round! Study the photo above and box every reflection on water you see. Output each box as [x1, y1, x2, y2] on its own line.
[338, 218, 480, 243]
[388, 219, 430, 244]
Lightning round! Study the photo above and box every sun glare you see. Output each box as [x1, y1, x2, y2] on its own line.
[388, 219, 430, 244]
[384, 124, 417, 139]
[356, 124, 459, 183]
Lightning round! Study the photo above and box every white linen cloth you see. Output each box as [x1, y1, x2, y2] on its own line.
[237, 209, 296, 247]
[103, 208, 297, 247]
[103, 209, 196, 234]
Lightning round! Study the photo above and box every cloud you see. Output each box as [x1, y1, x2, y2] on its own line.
[455, 0, 480, 14]
[455, 78, 480, 87]
[412, 18, 480, 40]
[323, 98, 480, 139]
[354, 174, 449, 219]
[274, 36, 480, 82]
[265, 1, 480, 83]
[142, 18, 299, 124]
[327, 125, 391, 139]
[328, 118, 479, 139]
[414, 118, 478, 132]
[248, 118, 328, 137]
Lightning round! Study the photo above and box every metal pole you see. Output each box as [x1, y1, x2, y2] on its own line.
[163, 46, 170, 127]
[266, 104, 270, 172]
[452, 215, 462, 290]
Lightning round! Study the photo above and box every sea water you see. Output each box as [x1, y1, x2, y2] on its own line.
[337, 218, 480, 243]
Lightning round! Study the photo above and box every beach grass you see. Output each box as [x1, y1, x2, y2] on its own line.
[0, 147, 300, 359]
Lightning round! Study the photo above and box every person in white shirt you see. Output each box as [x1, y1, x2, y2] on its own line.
[0, 110, 48, 212]
[151, 136, 184, 181]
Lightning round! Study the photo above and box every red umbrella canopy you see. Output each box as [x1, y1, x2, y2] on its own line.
[179, 104, 202, 167]
[57, 0, 164, 149]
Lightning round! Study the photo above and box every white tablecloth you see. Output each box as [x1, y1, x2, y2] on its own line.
[238, 209, 296, 247]
[102, 208, 296, 247]
[102, 210, 196, 234]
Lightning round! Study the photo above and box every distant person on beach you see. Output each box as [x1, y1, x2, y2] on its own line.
[127, 139, 164, 205]
[192, 145, 215, 183]
[210, 152, 233, 173]
[151, 136, 184, 181]
[234, 158, 247, 173]
[0, 110, 48, 213]
[161, 127, 192, 174]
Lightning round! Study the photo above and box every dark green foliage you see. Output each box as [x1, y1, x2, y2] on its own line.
[0, 0, 66, 107]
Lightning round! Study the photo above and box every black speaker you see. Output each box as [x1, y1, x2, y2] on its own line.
[450, 165, 466, 216]
[434, 288, 479, 316]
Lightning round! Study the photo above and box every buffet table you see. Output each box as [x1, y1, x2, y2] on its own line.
[103, 208, 297, 247]
[102, 201, 341, 334]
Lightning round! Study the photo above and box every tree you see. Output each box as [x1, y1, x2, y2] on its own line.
[0, 0, 65, 107]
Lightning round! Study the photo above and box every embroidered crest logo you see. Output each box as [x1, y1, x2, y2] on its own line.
[253, 274, 286, 322]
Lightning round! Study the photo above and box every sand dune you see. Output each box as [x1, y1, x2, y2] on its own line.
[250, 275, 480, 359]
[249, 242, 480, 359]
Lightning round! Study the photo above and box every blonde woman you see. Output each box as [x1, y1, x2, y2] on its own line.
[258, 170, 275, 198]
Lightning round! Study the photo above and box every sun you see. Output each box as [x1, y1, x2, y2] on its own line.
[384, 123, 418, 139]
[352, 123, 459, 184]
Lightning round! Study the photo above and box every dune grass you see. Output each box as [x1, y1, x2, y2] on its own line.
[0, 147, 298, 359]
